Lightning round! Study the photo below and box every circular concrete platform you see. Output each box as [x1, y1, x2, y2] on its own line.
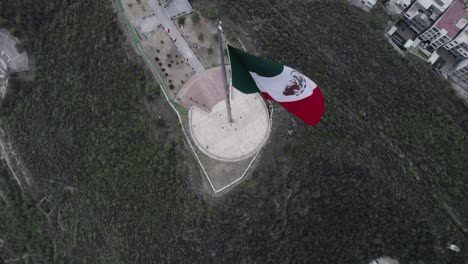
[184, 66, 270, 162]
[189, 88, 270, 161]
[0, 29, 29, 83]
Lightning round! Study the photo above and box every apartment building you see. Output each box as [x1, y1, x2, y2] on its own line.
[387, 0, 453, 48]
[386, 0, 468, 91]
[419, 0, 468, 52]
[386, 0, 415, 14]
[363, 0, 378, 11]
[348, 0, 378, 12]
[441, 27, 468, 90]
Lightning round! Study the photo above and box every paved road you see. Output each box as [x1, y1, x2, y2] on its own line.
[146, 0, 205, 73]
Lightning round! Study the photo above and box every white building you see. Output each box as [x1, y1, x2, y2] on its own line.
[450, 58, 468, 90]
[348, 0, 378, 12]
[419, 0, 468, 50]
[404, 0, 453, 33]
[418, 0, 468, 64]
[441, 26, 468, 85]
[386, 0, 415, 14]
[363, 0, 378, 11]
[432, 3, 468, 91]
[441, 26, 468, 59]
[387, 0, 454, 49]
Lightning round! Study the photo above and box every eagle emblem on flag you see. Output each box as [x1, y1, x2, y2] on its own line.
[283, 71, 307, 96]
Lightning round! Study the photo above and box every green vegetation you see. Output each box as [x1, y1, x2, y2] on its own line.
[206, 7, 219, 20]
[208, 47, 214, 55]
[417, 49, 430, 60]
[8, 26, 16, 36]
[198, 32, 205, 42]
[191, 12, 201, 24]
[0, 163, 54, 262]
[145, 82, 159, 95]
[14, 42, 24, 53]
[177, 16, 185, 26]
[226, 30, 238, 41]
[0, 0, 466, 263]
[391, 13, 404, 22]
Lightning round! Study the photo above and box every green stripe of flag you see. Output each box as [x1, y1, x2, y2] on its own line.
[228, 44, 283, 94]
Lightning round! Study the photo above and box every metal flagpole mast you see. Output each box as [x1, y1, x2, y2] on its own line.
[216, 21, 233, 123]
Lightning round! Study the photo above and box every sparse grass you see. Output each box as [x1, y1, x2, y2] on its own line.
[245, 179, 258, 189]
[198, 32, 204, 42]
[178, 16, 185, 26]
[227, 31, 237, 41]
[191, 12, 200, 24]
[206, 7, 219, 20]
[145, 82, 159, 95]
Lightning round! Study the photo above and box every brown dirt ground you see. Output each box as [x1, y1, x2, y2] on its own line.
[121, 0, 151, 19]
[178, 13, 223, 69]
[141, 30, 194, 98]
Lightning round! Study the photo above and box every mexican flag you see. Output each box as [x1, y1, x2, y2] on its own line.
[228, 45, 325, 126]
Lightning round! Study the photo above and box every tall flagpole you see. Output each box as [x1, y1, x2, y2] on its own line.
[216, 21, 233, 123]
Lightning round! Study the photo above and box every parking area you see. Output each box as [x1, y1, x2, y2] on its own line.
[163, 0, 193, 18]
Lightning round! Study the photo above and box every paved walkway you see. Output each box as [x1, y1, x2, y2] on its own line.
[146, 0, 205, 73]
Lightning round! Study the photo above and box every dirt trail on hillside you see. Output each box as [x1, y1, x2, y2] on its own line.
[0, 124, 32, 190]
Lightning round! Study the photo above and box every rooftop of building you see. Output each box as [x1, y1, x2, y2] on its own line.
[436, 46, 460, 73]
[416, 0, 453, 10]
[395, 20, 420, 40]
[404, 0, 453, 28]
[435, 0, 468, 38]
[455, 26, 468, 42]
